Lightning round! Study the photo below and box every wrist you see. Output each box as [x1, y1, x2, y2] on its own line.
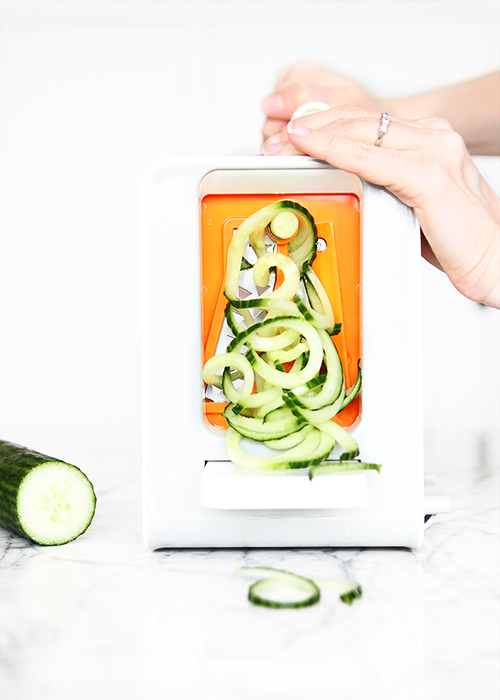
[418, 204, 500, 309]
[412, 170, 500, 309]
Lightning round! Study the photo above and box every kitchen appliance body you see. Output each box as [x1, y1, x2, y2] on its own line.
[143, 156, 438, 550]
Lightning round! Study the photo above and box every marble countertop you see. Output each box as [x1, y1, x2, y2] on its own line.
[0, 429, 498, 700]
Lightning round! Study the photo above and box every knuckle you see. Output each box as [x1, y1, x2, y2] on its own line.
[352, 139, 375, 165]
[277, 60, 315, 88]
[424, 131, 469, 188]
[262, 120, 287, 141]
[290, 60, 317, 78]
[418, 116, 454, 131]
[441, 129, 468, 162]
[324, 133, 371, 167]
[413, 116, 462, 179]
[289, 81, 315, 106]
[433, 117, 455, 132]
[336, 104, 360, 118]
[330, 104, 368, 121]
[323, 139, 339, 164]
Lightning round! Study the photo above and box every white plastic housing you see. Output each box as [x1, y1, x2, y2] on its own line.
[143, 156, 424, 549]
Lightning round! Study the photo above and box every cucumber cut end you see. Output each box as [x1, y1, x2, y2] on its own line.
[17, 462, 96, 545]
[268, 211, 299, 241]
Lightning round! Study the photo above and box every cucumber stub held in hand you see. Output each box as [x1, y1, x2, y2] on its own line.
[0, 440, 96, 545]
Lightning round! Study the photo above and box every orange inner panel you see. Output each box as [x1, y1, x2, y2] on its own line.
[200, 193, 361, 432]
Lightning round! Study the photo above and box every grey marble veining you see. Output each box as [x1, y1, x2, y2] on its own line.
[0, 429, 498, 700]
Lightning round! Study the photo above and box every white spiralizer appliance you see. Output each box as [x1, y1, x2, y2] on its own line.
[143, 156, 448, 550]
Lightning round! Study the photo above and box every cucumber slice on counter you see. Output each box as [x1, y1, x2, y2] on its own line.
[312, 578, 363, 605]
[236, 566, 363, 608]
[0, 440, 96, 545]
[236, 567, 321, 609]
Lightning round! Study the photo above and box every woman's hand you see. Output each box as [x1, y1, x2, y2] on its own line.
[262, 106, 500, 309]
[261, 60, 389, 143]
[262, 62, 500, 155]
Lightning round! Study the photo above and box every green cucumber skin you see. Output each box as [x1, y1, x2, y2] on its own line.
[248, 579, 320, 609]
[0, 440, 96, 545]
[340, 585, 363, 605]
[0, 441, 54, 538]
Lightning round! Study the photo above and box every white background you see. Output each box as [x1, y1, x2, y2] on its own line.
[0, 0, 499, 461]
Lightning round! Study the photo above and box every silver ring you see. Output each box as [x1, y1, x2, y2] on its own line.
[375, 112, 391, 146]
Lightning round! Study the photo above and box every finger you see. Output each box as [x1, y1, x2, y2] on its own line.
[262, 124, 290, 153]
[262, 106, 375, 154]
[286, 120, 404, 187]
[262, 138, 305, 156]
[261, 91, 288, 119]
[291, 107, 433, 151]
[261, 83, 334, 120]
[262, 118, 288, 142]
[274, 60, 328, 90]
[320, 114, 404, 150]
[290, 104, 378, 130]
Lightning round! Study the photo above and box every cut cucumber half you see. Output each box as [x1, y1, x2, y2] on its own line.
[0, 440, 96, 545]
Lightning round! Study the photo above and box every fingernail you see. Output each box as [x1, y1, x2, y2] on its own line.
[262, 140, 285, 155]
[262, 93, 285, 115]
[288, 121, 311, 137]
